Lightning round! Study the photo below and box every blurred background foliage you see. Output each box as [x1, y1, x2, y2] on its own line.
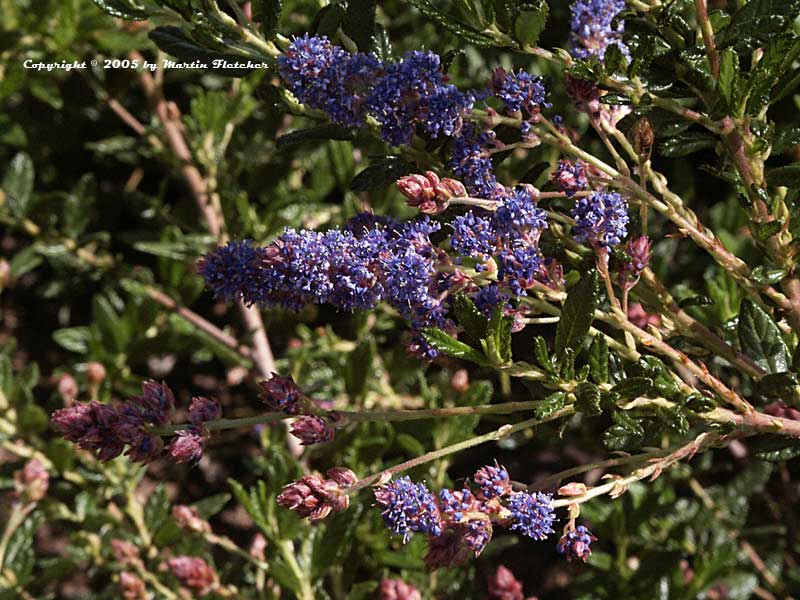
[1, 0, 800, 598]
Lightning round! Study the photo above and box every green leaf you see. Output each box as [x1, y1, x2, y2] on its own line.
[717, 0, 800, 51]
[148, 27, 257, 77]
[767, 163, 800, 187]
[91, 0, 148, 20]
[738, 299, 790, 373]
[482, 306, 513, 364]
[750, 265, 787, 285]
[277, 125, 356, 148]
[576, 382, 603, 416]
[744, 33, 800, 112]
[587, 335, 609, 383]
[343, 0, 376, 51]
[254, 0, 282, 37]
[750, 435, 800, 462]
[754, 221, 784, 241]
[192, 493, 231, 519]
[315, 4, 346, 37]
[604, 42, 627, 75]
[603, 411, 645, 450]
[717, 47, 739, 109]
[532, 336, 556, 375]
[611, 377, 654, 401]
[678, 295, 714, 308]
[52, 327, 92, 354]
[2, 152, 34, 218]
[534, 391, 566, 419]
[406, 0, 496, 46]
[350, 157, 412, 191]
[453, 293, 489, 344]
[658, 131, 717, 157]
[755, 371, 798, 397]
[555, 270, 598, 357]
[513, 0, 548, 47]
[421, 328, 489, 365]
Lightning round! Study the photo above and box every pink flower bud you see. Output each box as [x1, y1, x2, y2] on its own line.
[86, 362, 106, 384]
[326, 467, 358, 487]
[276, 474, 350, 522]
[627, 302, 661, 329]
[250, 533, 267, 561]
[14, 458, 49, 502]
[0, 259, 9, 289]
[167, 427, 206, 463]
[119, 571, 147, 600]
[57, 374, 78, 403]
[380, 578, 422, 600]
[164, 556, 218, 596]
[450, 369, 469, 393]
[260, 374, 303, 414]
[488, 565, 524, 600]
[290, 415, 334, 445]
[172, 505, 211, 533]
[435, 177, 467, 200]
[111, 539, 142, 567]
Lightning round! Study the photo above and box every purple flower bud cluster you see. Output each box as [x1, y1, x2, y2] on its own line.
[277, 467, 356, 521]
[451, 187, 548, 297]
[557, 524, 597, 562]
[571, 191, 629, 250]
[52, 381, 220, 465]
[569, 0, 630, 61]
[372, 464, 558, 569]
[201, 215, 457, 359]
[258, 374, 337, 445]
[52, 381, 174, 463]
[552, 159, 589, 197]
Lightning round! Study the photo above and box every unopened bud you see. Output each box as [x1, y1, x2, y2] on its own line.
[86, 362, 106, 385]
[14, 458, 49, 502]
[396, 171, 456, 214]
[188, 396, 222, 424]
[167, 427, 206, 463]
[276, 474, 350, 521]
[326, 467, 358, 487]
[163, 556, 218, 595]
[488, 565, 524, 600]
[450, 369, 469, 393]
[629, 117, 654, 161]
[57, 373, 79, 403]
[0, 259, 10, 289]
[380, 578, 422, 600]
[290, 415, 334, 445]
[250, 533, 267, 561]
[435, 177, 467, 200]
[172, 505, 211, 533]
[624, 236, 651, 278]
[119, 571, 147, 600]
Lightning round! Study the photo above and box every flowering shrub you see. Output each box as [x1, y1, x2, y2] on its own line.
[3, 0, 800, 597]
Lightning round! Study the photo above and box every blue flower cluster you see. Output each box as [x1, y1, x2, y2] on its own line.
[373, 466, 559, 569]
[507, 491, 556, 540]
[374, 476, 443, 542]
[451, 187, 548, 299]
[199, 215, 453, 358]
[491, 68, 550, 115]
[278, 35, 549, 199]
[569, 0, 630, 61]
[571, 191, 629, 250]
